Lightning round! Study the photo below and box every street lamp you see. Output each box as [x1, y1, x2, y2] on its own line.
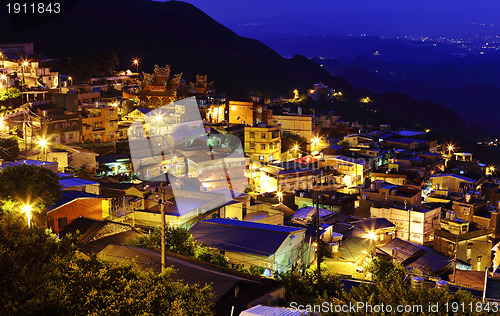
[366, 231, 377, 240]
[133, 59, 139, 73]
[39, 138, 48, 161]
[22, 204, 32, 227]
[68, 76, 73, 86]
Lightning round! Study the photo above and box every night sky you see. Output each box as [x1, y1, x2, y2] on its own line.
[185, 0, 500, 37]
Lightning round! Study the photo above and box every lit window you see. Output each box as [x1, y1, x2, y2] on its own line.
[259, 155, 264, 160]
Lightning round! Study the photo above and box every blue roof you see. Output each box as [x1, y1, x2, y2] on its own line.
[137, 108, 154, 115]
[190, 218, 304, 256]
[241, 305, 309, 316]
[48, 190, 104, 211]
[2, 160, 57, 168]
[60, 177, 99, 189]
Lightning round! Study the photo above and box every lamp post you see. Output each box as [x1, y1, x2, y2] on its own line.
[133, 59, 139, 74]
[22, 204, 32, 227]
[39, 138, 48, 161]
[68, 76, 73, 86]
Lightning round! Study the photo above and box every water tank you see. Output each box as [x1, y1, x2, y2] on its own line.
[411, 277, 423, 288]
[392, 247, 399, 259]
[436, 280, 448, 290]
[449, 212, 456, 221]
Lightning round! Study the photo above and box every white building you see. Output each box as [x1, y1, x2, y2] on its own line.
[370, 204, 441, 244]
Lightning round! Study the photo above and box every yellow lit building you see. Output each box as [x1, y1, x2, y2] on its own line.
[81, 104, 119, 143]
[244, 123, 281, 163]
[268, 113, 316, 148]
[229, 101, 254, 125]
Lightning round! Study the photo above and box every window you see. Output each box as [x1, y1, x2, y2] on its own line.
[269, 143, 273, 150]
[250, 143, 255, 150]
[110, 121, 114, 127]
[261, 144, 266, 150]
[109, 109, 114, 116]
[259, 155, 264, 160]
[68, 133, 73, 139]
[261, 133, 266, 139]
[270, 154, 274, 161]
[58, 217, 67, 229]
[52, 157, 58, 163]
[250, 132, 255, 138]
[94, 122, 100, 128]
[86, 125, 90, 130]
[272, 130, 280, 139]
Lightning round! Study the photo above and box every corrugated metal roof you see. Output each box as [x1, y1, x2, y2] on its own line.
[190, 218, 303, 256]
[241, 305, 308, 316]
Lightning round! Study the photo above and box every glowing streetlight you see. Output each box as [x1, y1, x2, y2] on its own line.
[38, 138, 48, 161]
[23, 61, 28, 67]
[293, 89, 299, 99]
[22, 204, 32, 227]
[155, 114, 163, 122]
[68, 76, 73, 86]
[294, 144, 299, 151]
[447, 144, 455, 156]
[366, 231, 377, 240]
[133, 59, 139, 73]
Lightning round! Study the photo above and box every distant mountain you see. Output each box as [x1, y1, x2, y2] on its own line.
[0, 0, 354, 99]
[314, 56, 500, 136]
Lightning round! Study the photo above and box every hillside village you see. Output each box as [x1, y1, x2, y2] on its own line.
[1, 43, 500, 314]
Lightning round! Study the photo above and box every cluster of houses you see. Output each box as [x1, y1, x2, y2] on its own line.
[2, 43, 500, 314]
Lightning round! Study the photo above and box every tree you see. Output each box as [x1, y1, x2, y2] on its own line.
[0, 165, 62, 212]
[277, 265, 343, 306]
[0, 209, 215, 315]
[128, 226, 229, 268]
[363, 255, 405, 282]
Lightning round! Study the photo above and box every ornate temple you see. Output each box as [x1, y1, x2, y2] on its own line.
[130, 65, 213, 108]
[132, 65, 189, 108]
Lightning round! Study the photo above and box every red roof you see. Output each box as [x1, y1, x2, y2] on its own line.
[294, 155, 317, 164]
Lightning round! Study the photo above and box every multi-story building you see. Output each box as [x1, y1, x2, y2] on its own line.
[80, 104, 119, 143]
[229, 101, 254, 125]
[358, 180, 422, 217]
[434, 210, 494, 271]
[30, 108, 80, 145]
[267, 113, 316, 148]
[370, 203, 441, 244]
[244, 123, 281, 163]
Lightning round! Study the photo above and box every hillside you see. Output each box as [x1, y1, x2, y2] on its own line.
[0, 0, 488, 142]
[0, 0, 354, 99]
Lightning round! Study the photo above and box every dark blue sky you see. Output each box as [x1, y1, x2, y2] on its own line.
[185, 0, 500, 37]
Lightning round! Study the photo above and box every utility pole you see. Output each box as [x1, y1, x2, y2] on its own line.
[160, 183, 166, 273]
[315, 193, 322, 284]
[452, 234, 459, 283]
